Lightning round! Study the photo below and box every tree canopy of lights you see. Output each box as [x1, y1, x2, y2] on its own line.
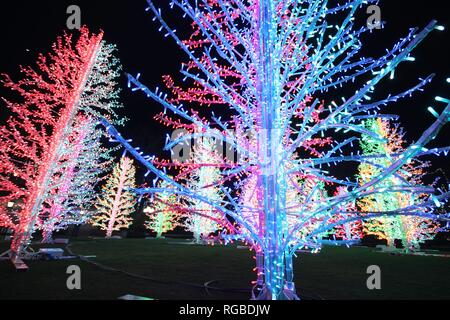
[92, 156, 136, 238]
[0, 27, 124, 259]
[100, 0, 450, 299]
[359, 118, 442, 251]
[38, 115, 115, 243]
[144, 180, 181, 238]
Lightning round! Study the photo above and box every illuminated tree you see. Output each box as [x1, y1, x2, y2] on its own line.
[359, 118, 440, 251]
[92, 156, 136, 238]
[0, 27, 123, 259]
[183, 135, 224, 243]
[101, 1, 450, 299]
[328, 187, 364, 241]
[39, 115, 114, 243]
[144, 180, 181, 238]
[239, 173, 331, 298]
[400, 215, 440, 252]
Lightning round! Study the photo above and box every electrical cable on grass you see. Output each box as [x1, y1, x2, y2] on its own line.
[65, 244, 324, 300]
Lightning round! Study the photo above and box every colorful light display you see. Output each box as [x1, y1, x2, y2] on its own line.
[327, 187, 364, 241]
[39, 115, 114, 243]
[183, 134, 225, 243]
[0, 27, 123, 258]
[359, 118, 441, 251]
[100, 1, 450, 299]
[144, 180, 181, 238]
[92, 156, 136, 238]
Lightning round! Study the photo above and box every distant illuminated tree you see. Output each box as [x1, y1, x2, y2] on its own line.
[92, 156, 136, 238]
[144, 180, 181, 238]
[359, 118, 440, 251]
[329, 187, 364, 241]
[100, 1, 450, 299]
[400, 213, 440, 251]
[183, 135, 224, 243]
[0, 27, 123, 259]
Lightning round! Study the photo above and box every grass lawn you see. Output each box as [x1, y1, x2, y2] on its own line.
[0, 238, 449, 300]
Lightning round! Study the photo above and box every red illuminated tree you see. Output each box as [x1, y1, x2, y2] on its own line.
[0, 27, 123, 259]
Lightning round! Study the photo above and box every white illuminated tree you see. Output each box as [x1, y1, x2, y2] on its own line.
[184, 135, 225, 243]
[92, 156, 136, 237]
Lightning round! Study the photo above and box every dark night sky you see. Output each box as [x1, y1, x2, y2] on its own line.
[0, 0, 449, 181]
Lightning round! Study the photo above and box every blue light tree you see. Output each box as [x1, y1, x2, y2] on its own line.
[101, 0, 450, 299]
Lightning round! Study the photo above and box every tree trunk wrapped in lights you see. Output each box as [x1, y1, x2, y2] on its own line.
[92, 156, 136, 238]
[358, 118, 441, 251]
[0, 27, 124, 259]
[100, 0, 450, 299]
[241, 173, 330, 298]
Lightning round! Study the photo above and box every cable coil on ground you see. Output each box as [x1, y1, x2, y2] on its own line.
[65, 244, 324, 300]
